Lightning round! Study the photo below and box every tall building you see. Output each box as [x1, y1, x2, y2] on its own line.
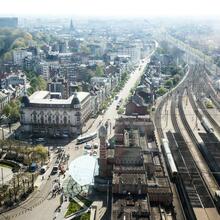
[0, 17, 18, 28]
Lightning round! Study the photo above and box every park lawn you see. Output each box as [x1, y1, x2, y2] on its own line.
[65, 201, 83, 217]
[75, 212, 90, 220]
[0, 163, 12, 169]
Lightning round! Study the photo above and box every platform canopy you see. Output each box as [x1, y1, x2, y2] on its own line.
[69, 155, 98, 186]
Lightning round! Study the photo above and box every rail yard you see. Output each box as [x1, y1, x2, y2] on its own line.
[154, 65, 220, 220]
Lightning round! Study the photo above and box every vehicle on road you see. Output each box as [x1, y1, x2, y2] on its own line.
[40, 165, 47, 174]
[29, 162, 37, 172]
[76, 132, 97, 144]
[35, 138, 46, 144]
[84, 143, 92, 149]
[51, 165, 59, 175]
[115, 95, 119, 100]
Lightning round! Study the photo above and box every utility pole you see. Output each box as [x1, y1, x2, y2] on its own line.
[2, 127, 4, 140]
[13, 178, 16, 202]
[1, 168, 3, 186]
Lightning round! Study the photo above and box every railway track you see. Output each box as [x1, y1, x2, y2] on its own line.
[154, 96, 167, 141]
[168, 88, 217, 219]
[155, 64, 220, 219]
[187, 72, 220, 187]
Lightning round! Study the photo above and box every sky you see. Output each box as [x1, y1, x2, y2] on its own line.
[0, 0, 220, 17]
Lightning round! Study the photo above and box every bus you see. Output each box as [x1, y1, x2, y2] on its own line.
[76, 132, 97, 144]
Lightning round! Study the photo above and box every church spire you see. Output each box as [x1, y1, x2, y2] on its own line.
[70, 19, 74, 31]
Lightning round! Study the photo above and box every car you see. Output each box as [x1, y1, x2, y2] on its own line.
[115, 95, 119, 100]
[84, 144, 92, 149]
[51, 165, 59, 175]
[93, 151, 97, 156]
[40, 165, 47, 174]
[62, 134, 69, 138]
[35, 138, 46, 144]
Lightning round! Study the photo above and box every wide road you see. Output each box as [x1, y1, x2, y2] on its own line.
[86, 49, 156, 139]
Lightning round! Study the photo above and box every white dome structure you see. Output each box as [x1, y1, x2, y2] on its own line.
[69, 155, 98, 186]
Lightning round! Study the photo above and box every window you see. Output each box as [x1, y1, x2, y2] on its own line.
[64, 116, 67, 125]
[48, 114, 51, 124]
[40, 111, 44, 124]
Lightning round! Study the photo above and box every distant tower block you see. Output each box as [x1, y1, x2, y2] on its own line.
[98, 125, 108, 177]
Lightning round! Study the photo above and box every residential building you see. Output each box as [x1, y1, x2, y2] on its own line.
[0, 91, 9, 113]
[125, 85, 154, 115]
[36, 62, 49, 79]
[13, 50, 32, 66]
[47, 76, 69, 99]
[4, 72, 26, 88]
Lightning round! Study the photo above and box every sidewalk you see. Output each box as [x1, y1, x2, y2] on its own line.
[55, 200, 69, 220]
[34, 152, 55, 188]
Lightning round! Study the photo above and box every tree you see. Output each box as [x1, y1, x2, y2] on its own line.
[25, 71, 47, 94]
[3, 51, 12, 62]
[173, 74, 181, 85]
[33, 145, 48, 163]
[2, 104, 11, 117]
[156, 86, 167, 96]
[165, 79, 173, 89]
[95, 65, 104, 77]
[9, 107, 20, 121]
[11, 38, 26, 49]
[2, 101, 20, 122]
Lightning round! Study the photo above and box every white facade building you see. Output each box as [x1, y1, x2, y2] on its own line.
[20, 91, 91, 137]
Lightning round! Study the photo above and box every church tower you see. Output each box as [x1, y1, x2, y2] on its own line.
[70, 19, 74, 32]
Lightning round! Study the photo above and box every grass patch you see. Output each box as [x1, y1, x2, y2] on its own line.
[75, 212, 90, 220]
[0, 163, 13, 169]
[65, 201, 83, 217]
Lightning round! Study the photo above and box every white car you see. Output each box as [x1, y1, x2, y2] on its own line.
[84, 144, 92, 150]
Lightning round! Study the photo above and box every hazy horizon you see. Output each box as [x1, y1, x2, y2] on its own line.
[0, 0, 220, 18]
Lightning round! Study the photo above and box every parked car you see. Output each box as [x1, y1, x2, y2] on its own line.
[29, 162, 37, 172]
